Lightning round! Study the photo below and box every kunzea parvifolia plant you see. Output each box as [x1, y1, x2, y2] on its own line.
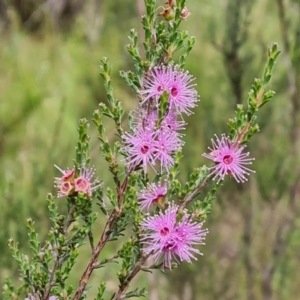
[3, 0, 280, 299]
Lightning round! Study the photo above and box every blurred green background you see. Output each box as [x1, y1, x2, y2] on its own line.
[0, 0, 300, 299]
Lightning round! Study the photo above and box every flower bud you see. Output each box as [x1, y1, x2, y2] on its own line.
[164, 0, 176, 8]
[159, 7, 175, 21]
[180, 7, 191, 20]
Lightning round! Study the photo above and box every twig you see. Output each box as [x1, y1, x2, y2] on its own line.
[43, 255, 60, 300]
[64, 201, 76, 234]
[44, 200, 76, 299]
[117, 169, 132, 207]
[72, 211, 117, 299]
[179, 177, 210, 211]
[111, 253, 151, 300]
[87, 227, 95, 254]
[93, 254, 119, 269]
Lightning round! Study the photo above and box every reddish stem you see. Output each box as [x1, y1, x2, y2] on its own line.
[72, 212, 116, 300]
[179, 177, 210, 211]
[111, 254, 151, 300]
[73, 171, 131, 299]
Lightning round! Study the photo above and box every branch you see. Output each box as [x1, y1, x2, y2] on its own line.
[179, 177, 210, 211]
[72, 211, 117, 300]
[111, 253, 151, 300]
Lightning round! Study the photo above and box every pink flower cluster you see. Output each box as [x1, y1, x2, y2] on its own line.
[137, 182, 208, 268]
[122, 65, 199, 173]
[54, 165, 101, 198]
[122, 63, 256, 270]
[140, 204, 208, 269]
[140, 65, 198, 115]
[137, 181, 208, 268]
[122, 65, 209, 268]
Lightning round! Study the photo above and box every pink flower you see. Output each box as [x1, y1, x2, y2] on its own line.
[161, 109, 186, 132]
[140, 204, 208, 268]
[166, 215, 207, 265]
[140, 66, 199, 115]
[180, 7, 191, 20]
[122, 125, 183, 172]
[54, 165, 76, 197]
[203, 134, 255, 183]
[137, 182, 168, 210]
[154, 129, 183, 171]
[74, 177, 91, 196]
[59, 181, 74, 197]
[54, 165, 101, 198]
[74, 166, 101, 197]
[122, 126, 157, 172]
[168, 68, 198, 115]
[61, 169, 75, 181]
[140, 67, 172, 104]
